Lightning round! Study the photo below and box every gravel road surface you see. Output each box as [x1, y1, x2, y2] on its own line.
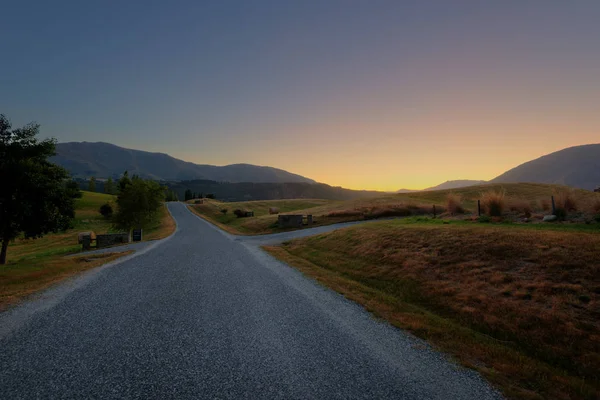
[0, 202, 502, 399]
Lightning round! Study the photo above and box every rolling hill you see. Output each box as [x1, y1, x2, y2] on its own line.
[491, 144, 600, 190]
[52, 142, 316, 183]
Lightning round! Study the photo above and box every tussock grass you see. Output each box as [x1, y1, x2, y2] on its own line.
[266, 221, 600, 399]
[481, 190, 506, 217]
[446, 192, 465, 215]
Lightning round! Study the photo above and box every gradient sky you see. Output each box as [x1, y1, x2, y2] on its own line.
[2, 1, 599, 190]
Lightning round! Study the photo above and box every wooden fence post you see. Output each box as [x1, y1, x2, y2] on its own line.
[477, 200, 481, 216]
[551, 196, 556, 214]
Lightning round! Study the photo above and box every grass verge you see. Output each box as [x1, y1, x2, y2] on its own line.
[264, 220, 600, 399]
[0, 251, 132, 310]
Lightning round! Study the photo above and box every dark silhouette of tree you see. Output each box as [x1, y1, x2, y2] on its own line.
[0, 114, 77, 264]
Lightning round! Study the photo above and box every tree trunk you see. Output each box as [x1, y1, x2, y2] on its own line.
[0, 239, 8, 265]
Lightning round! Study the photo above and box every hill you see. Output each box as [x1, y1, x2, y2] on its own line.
[52, 142, 316, 183]
[424, 179, 487, 191]
[165, 180, 384, 202]
[491, 144, 600, 190]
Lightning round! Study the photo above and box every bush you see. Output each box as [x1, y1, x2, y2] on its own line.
[220, 208, 228, 215]
[479, 215, 491, 223]
[99, 203, 113, 220]
[481, 190, 505, 216]
[233, 209, 243, 218]
[112, 175, 165, 230]
[588, 197, 600, 214]
[553, 191, 577, 219]
[446, 193, 465, 215]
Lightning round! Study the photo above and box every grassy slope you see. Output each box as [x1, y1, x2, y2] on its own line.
[0, 191, 176, 309]
[190, 183, 600, 235]
[189, 198, 338, 234]
[265, 219, 600, 400]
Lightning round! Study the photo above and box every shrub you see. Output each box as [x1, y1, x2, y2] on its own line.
[99, 203, 113, 220]
[588, 197, 600, 214]
[233, 209, 244, 218]
[553, 190, 577, 219]
[220, 208, 228, 215]
[481, 190, 505, 216]
[446, 193, 465, 215]
[478, 215, 491, 223]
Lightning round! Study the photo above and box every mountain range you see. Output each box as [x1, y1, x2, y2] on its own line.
[53, 142, 315, 184]
[54, 142, 600, 192]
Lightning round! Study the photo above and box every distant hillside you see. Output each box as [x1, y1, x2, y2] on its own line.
[491, 144, 600, 190]
[52, 142, 316, 183]
[424, 180, 487, 191]
[165, 180, 384, 202]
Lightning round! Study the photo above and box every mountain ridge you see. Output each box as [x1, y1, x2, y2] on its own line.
[52, 142, 316, 184]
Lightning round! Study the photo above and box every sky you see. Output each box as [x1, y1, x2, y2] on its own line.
[2, 1, 599, 191]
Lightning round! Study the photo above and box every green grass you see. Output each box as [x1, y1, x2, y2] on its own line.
[0, 191, 176, 309]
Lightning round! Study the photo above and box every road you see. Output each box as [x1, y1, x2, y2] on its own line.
[0, 203, 502, 399]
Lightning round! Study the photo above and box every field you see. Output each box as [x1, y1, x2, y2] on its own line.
[265, 219, 600, 400]
[0, 191, 176, 310]
[190, 183, 600, 235]
[189, 198, 338, 234]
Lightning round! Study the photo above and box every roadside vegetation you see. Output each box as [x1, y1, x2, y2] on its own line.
[190, 183, 600, 235]
[265, 220, 600, 399]
[189, 198, 337, 234]
[0, 190, 175, 310]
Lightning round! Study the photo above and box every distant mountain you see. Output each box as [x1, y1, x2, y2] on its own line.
[52, 142, 316, 183]
[424, 180, 487, 191]
[165, 180, 384, 202]
[491, 144, 600, 190]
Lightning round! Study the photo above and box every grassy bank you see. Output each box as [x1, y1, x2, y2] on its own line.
[190, 183, 600, 235]
[0, 191, 176, 310]
[189, 198, 337, 234]
[265, 220, 600, 399]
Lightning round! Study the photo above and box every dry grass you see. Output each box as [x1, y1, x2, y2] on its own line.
[190, 183, 600, 235]
[0, 251, 132, 310]
[508, 198, 533, 218]
[446, 192, 465, 215]
[554, 190, 579, 212]
[143, 203, 177, 241]
[266, 221, 600, 399]
[481, 190, 506, 216]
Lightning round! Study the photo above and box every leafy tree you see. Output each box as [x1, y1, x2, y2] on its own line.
[184, 189, 193, 201]
[199, 192, 204, 199]
[65, 180, 83, 199]
[88, 176, 96, 192]
[99, 203, 113, 219]
[0, 114, 77, 264]
[112, 176, 165, 231]
[104, 177, 114, 195]
[206, 193, 215, 199]
[165, 189, 178, 202]
[118, 171, 131, 193]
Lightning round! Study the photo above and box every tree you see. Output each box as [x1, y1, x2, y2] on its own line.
[165, 189, 178, 202]
[0, 114, 77, 264]
[184, 189, 193, 201]
[118, 171, 131, 193]
[112, 176, 165, 231]
[99, 203, 113, 219]
[104, 177, 114, 195]
[206, 193, 215, 199]
[65, 180, 83, 199]
[88, 176, 96, 192]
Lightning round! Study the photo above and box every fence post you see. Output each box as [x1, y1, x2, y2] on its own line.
[477, 200, 481, 216]
[551, 196, 556, 214]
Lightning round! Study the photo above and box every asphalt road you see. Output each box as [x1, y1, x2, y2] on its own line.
[0, 203, 502, 399]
